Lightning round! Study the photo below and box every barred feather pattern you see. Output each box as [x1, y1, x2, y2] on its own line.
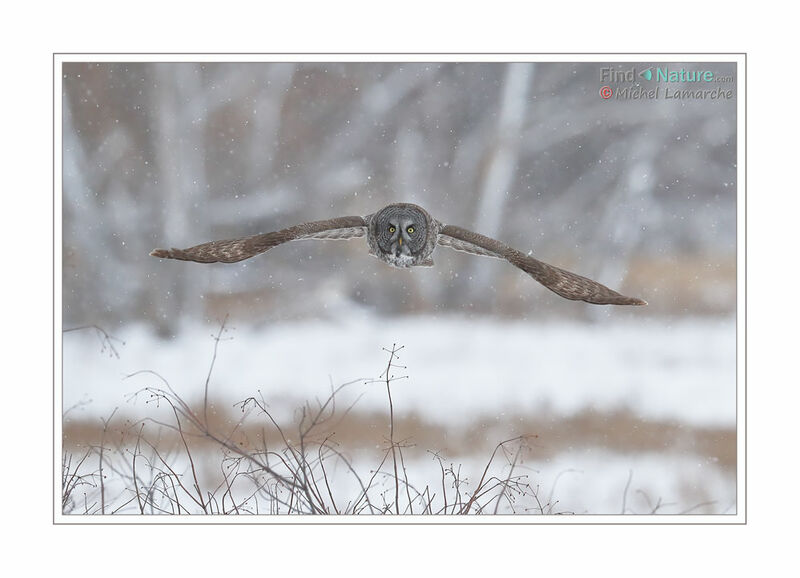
[437, 224, 647, 306]
[150, 216, 367, 264]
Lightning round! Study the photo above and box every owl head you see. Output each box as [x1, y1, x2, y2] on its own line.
[370, 203, 434, 267]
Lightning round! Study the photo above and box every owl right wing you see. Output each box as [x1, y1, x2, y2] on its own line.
[437, 224, 646, 306]
[150, 216, 368, 264]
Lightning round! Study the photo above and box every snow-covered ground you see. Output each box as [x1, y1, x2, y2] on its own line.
[61, 315, 737, 515]
[62, 444, 734, 515]
[63, 315, 736, 427]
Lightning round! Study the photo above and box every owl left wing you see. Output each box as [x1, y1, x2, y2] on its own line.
[437, 224, 647, 306]
[150, 216, 368, 264]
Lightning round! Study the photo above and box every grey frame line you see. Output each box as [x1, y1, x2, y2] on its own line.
[54, 52, 745, 525]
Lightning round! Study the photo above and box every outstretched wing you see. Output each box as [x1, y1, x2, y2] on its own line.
[437, 224, 646, 306]
[150, 216, 368, 264]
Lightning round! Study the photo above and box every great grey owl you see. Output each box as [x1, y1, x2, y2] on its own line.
[151, 202, 646, 306]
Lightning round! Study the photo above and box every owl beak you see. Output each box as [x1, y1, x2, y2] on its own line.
[398, 237, 402, 246]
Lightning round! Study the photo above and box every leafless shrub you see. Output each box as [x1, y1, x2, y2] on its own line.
[61, 320, 554, 515]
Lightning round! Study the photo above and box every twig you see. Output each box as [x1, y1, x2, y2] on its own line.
[621, 469, 633, 514]
[203, 315, 230, 428]
[63, 324, 125, 358]
[383, 344, 403, 515]
[98, 407, 118, 514]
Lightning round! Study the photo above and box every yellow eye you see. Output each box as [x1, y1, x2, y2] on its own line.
[389, 226, 396, 233]
[407, 226, 415, 234]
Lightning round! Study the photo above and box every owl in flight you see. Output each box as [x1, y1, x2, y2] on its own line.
[151, 203, 646, 306]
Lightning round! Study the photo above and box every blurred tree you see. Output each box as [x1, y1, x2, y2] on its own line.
[61, 62, 737, 331]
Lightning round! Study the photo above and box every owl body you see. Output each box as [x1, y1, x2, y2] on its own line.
[151, 202, 646, 306]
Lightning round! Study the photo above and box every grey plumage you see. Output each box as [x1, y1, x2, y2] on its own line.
[149, 216, 367, 263]
[151, 202, 646, 306]
[436, 224, 646, 306]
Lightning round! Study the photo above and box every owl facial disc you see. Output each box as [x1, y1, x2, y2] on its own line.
[368, 203, 435, 268]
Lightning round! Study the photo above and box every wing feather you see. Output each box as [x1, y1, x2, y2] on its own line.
[151, 216, 367, 264]
[437, 224, 646, 306]
[436, 233, 504, 259]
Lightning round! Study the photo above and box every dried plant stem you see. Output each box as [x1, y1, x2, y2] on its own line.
[203, 315, 229, 429]
[384, 344, 401, 515]
[98, 407, 118, 514]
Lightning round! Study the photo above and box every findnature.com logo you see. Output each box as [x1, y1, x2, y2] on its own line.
[599, 65, 734, 100]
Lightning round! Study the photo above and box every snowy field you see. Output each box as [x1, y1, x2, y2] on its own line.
[61, 315, 737, 515]
[63, 315, 736, 427]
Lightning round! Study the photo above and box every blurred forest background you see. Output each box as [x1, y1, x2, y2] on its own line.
[62, 62, 736, 335]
